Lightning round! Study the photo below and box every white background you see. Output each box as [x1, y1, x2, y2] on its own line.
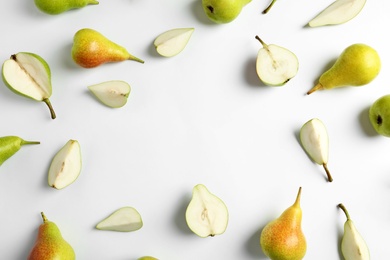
[0, 1, 389, 259]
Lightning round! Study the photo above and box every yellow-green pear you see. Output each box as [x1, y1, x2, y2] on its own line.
[34, 0, 99, 15]
[202, 0, 251, 23]
[307, 43, 380, 94]
[138, 256, 158, 260]
[260, 187, 306, 260]
[28, 212, 75, 260]
[0, 136, 40, 166]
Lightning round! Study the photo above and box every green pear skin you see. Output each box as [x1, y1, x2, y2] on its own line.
[202, 0, 251, 23]
[34, 0, 99, 15]
[0, 136, 40, 166]
[72, 28, 144, 68]
[369, 94, 390, 137]
[28, 212, 75, 260]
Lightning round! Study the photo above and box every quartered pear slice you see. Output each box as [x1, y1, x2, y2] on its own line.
[185, 184, 228, 238]
[48, 140, 82, 189]
[300, 118, 332, 182]
[96, 207, 143, 232]
[2, 52, 56, 119]
[308, 0, 366, 27]
[154, 28, 194, 57]
[255, 36, 299, 86]
[88, 80, 130, 108]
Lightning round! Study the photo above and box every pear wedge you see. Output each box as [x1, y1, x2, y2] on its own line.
[88, 80, 130, 108]
[48, 140, 82, 189]
[96, 207, 143, 232]
[299, 118, 332, 182]
[308, 0, 366, 27]
[185, 184, 228, 238]
[154, 28, 194, 57]
[2, 52, 56, 119]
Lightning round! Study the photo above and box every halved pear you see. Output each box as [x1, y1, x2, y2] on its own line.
[2, 52, 56, 119]
[185, 184, 228, 238]
[154, 28, 194, 57]
[88, 80, 130, 108]
[308, 0, 366, 27]
[96, 207, 143, 232]
[255, 36, 299, 86]
[48, 140, 82, 189]
[299, 118, 332, 182]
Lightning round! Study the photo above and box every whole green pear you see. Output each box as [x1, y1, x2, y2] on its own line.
[307, 43, 380, 94]
[202, 0, 252, 23]
[0, 136, 40, 166]
[369, 94, 390, 137]
[34, 0, 99, 15]
[28, 212, 75, 260]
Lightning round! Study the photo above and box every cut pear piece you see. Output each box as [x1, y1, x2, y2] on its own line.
[96, 207, 143, 232]
[88, 80, 130, 108]
[255, 36, 299, 86]
[308, 0, 366, 27]
[154, 28, 194, 57]
[299, 118, 333, 182]
[185, 184, 228, 238]
[48, 140, 82, 189]
[2, 52, 56, 119]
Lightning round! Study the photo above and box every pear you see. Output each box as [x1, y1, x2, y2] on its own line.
[71, 28, 144, 68]
[202, 0, 251, 23]
[96, 207, 143, 232]
[34, 0, 99, 15]
[154, 28, 195, 57]
[88, 80, 130, 108]
[2, 52, 56, 119]
[262, 0, 278, 14]
[307, 43, 381, 95]
[260, 187, 306, 260]
[308, 0, 366, 27]
[185, 184, 228, 238]
[338, 203, 370, 260]
[28, 212, 75, 260]
[300, 118, 333, 182]
[369, 94, 390, 137]
[0, 136, 40, 166]
[255, 35, 299, 86]
[138, 257, 158, 260]
[48, 140, 82, 190]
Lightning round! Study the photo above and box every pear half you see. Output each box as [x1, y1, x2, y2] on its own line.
[48, 140, 82, 189]
[154, 28, 194, 57]
[96, 207, 143, 232]
[185, 184, 228, 238]
[308, 0, 366, 27]
[88, 80, 130, 108]
[255, 36, 299, 86]
[300, 118, 332, 182]
[2, 52, 56, 119]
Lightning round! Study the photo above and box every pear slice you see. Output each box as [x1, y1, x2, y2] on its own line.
[48, 140, 82, 189]
[2, 52, 56, 119]
[185, 184, 228, 238]
[255, 36, 299, 86]
[96, 207, 143, 232]
[308, 0, 366, 27]
[300, 118, 332, 182]
[154, 28, 194, 57]
[88, 80, 130, 108]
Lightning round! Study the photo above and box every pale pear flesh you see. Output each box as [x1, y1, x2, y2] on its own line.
[185, 184, 228, 238]
[88, 80, 130, 108]
[48, 140, 82, 189]
[96, 207, 143, 232]
[309, 0, 366, 27]
[154, 28, 194, 57]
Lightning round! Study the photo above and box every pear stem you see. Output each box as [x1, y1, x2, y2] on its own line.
[293, 187, 302, 207]
[307, 83, 323, 95]
[323, 163, 333, 182]
[41, 212, 48, 223]
[43, 99, 56, 120]
[129, 55, 145, 64]
[263, 0, 277, 14]
[338, 203, 350, 220]
[21, 140, 40, 145]
[255, 35, 268, 49]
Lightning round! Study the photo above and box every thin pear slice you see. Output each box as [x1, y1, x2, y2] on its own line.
[2, 52, 56, 119]
[48, 140, 82, 189]
[185, 184, 228, 238]
[338, 203, 370, 260]
[255, 36, 299, 86]
[308, 0, 366, 27]
[299, 118, 333, 182]
[88, 80, 130, 108]
[96, 207, 143, 232]
[154, 28, 194, 57]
